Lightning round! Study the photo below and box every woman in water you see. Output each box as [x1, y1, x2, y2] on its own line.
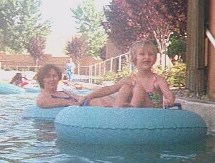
[36, 64, 81, 108]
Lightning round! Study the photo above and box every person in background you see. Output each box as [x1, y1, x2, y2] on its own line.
[79, 40, 175, 108]
[10, 73, 24, 87]
[36, 64, 81, 108]
[21, 75, 29, 87]
[66, 58, 76, 82]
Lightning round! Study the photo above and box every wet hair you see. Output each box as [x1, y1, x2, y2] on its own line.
[130, 40, 157, 65]
[36, 64, 62, 89]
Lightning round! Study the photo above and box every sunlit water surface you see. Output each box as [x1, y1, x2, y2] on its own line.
[0, 92, 215, 163]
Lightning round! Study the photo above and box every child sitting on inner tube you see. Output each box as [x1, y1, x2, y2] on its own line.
[79, 40, 175, 108]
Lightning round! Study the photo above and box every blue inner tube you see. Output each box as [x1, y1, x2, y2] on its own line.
[54, 106, 207, 145]
[22, 106, 67, 120]
[25, 87, 41, 93]
[0, 83, 25, 94]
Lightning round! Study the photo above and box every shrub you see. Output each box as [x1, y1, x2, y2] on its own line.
[97, 62, 186, 88]
[153, 62, 186, 88]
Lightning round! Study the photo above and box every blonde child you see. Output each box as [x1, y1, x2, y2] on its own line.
[80, 40, 175, 108]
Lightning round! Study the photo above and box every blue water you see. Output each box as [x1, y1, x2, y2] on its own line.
[0, 92, 215, 163]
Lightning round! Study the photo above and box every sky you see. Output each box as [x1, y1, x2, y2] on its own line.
[40, 0, 112, 56]
[40, 0, 112, 35]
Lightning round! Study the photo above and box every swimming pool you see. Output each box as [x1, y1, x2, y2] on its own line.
[0, 93, 215, 163]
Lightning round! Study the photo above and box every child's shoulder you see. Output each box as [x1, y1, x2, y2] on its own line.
[154, 74, 168, 85]
[117, 75, 134, 85]
[154, 73, 165, 79]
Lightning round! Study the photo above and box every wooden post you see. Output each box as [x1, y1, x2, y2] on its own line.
[110, 58, 113, 72]
[208, 0, 215, 99]
[89, 66, 92, 84]
[186, 0, 205, 95]
[99, 63, 101, 76]
[118, 55, 122, 71]
[103, 62, 106, 75]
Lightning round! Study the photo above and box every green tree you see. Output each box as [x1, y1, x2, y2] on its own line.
[168, 33, 186, 62]
[0, 0, 51, 53]
[70, 0, 107, 58]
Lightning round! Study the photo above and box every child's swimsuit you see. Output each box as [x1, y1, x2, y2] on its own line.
[132, 74, 162, 108]
[147, 76, 162, 108]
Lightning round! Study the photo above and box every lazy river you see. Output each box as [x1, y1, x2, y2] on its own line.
[1, 93, 215, 163]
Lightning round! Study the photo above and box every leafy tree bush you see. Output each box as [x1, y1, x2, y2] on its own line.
[168, 33, 186, 62]
[70, 0, 107, 58]
[97, 62, 186, 88]
[153, 62, 186, 88]
[65, 36, 86, 74]
[103, 0, 187, 54]
[0, 0, 51, 53]
[96, 64, 132, 84]
[27, 35, 46, 71]
[65, 37, 86, 62]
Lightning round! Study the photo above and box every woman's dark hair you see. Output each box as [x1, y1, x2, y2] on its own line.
[36, 64, 62, 89]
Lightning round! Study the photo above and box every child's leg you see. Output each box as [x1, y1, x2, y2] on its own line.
[130, 84, 153, 108]
[113, 84, 132, 107]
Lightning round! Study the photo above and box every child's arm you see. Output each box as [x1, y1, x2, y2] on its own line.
[158, 76, 175, 106]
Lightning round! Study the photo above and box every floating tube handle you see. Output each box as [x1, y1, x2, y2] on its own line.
[165, 103, 182, 110]
[80, 99, 89, 106]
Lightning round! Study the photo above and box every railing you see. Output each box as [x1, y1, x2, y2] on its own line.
[206, 29, 215, 49]
[78, 52, 131, 83]
[0, 52, 132, 84]
[0, 65, 39, 71]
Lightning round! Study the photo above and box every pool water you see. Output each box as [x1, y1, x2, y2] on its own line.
[1, 93, 215, 163]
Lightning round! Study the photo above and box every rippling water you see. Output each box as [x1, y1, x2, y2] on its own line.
[0, 93, 215, 163]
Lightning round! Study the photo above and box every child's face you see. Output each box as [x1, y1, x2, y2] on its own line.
[135, 47, 157, 70]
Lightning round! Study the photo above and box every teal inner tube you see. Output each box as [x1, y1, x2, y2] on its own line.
[0, 83, 25, 94]
[22, 106, 68, 120]
[54, 105, 207, 145]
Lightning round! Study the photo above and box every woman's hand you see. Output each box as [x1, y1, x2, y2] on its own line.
[78, 96, 90, 106]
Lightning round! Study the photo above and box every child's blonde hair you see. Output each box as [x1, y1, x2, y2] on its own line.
[130, 40, 157, 65]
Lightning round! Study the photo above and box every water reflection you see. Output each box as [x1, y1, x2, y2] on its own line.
[56, 139, 207, 163]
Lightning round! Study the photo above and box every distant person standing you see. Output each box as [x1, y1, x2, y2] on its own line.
[66, 58, 76, 82]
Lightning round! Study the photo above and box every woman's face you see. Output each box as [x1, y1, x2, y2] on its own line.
[43, 69, 60, 91]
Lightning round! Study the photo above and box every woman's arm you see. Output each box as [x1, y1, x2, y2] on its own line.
[84, 77, 132, 102]
[36, 93, 79, 108]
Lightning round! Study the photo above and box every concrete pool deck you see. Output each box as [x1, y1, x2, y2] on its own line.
[176, 98, 215, 135]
